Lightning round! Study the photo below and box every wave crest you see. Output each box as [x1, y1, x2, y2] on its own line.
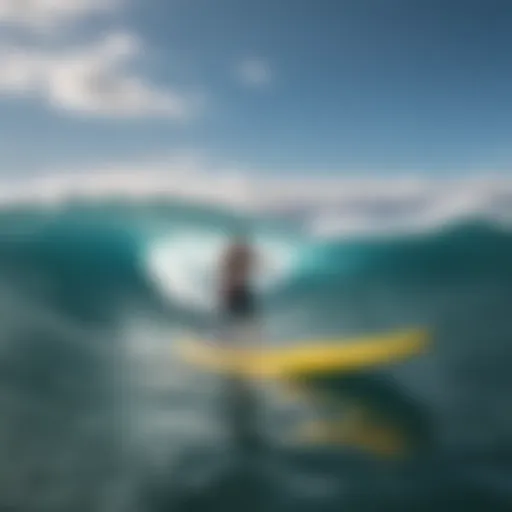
[145, 230, 301, 311]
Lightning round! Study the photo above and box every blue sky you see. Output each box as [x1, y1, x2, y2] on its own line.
[1, 0, 512, 178]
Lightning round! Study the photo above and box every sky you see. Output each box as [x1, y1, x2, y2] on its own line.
[1, 0, 512, 181]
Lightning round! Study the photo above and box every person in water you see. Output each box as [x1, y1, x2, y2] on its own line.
[219, 233, 257, 323]
[219, 233, 261, 447]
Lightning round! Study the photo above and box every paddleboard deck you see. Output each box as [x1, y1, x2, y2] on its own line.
[175, 328, 429, 379]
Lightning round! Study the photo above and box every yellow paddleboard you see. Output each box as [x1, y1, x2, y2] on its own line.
[175, 328, 429, 379]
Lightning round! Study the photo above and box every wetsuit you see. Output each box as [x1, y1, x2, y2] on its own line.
[224, 285, 255, 318]
[220, 242, 260, 447]
[221, 243, 256, 320]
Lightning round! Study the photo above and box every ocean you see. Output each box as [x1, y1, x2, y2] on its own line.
[0, 175, 511, 511]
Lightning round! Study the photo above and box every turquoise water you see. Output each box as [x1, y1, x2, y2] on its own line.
[0, 199, 511, 511]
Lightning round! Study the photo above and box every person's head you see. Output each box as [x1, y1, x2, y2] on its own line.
[231, 235, 249, 250]
[230, 224, 250, 246]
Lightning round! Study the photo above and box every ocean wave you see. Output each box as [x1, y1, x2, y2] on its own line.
[2, 172, 512, 237]
[0, 193, 512, 316]
[0, 193, 509, 509]
[146, 229, 302, 311]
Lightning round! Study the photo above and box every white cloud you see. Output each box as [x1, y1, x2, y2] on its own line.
[0, 1, 204, 119]
[0, 33, 200, 119]
[0, 155, 254, 209]
[236, 58, 272, 87]
[0, 0, 119, 31]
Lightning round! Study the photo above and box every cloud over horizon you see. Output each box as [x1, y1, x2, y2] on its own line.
[1, 152, 510, 240]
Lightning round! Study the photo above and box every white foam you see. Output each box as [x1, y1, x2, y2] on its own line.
[145, 230, 300, 310]
[1, 170, 512, 236]
[306, 179, 512, 238]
